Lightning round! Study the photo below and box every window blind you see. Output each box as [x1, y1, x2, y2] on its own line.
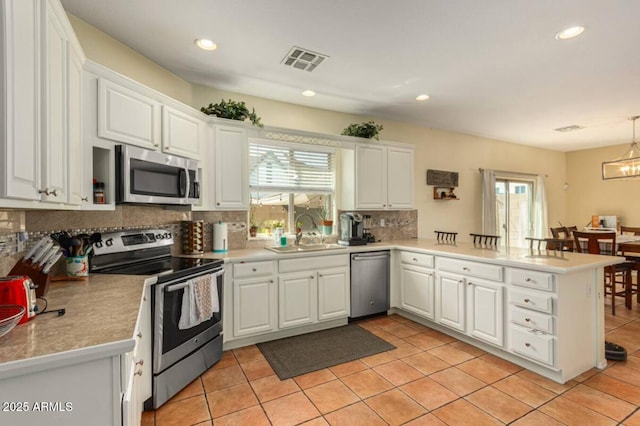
[249, 141, 335, 193]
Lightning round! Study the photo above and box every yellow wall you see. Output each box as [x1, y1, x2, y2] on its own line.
[68, 15, 568, 241]
[565, 144, 640, 228]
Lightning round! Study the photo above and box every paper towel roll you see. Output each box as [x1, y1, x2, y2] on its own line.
[213, 221, 228, 253]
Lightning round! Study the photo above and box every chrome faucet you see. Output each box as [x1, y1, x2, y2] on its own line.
[294, 213, 319, 245]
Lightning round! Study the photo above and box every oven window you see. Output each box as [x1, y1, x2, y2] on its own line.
[162, 275, 223, 353]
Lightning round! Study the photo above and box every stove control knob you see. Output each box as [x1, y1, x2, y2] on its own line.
[95, 241, 103, 249]
[156, 233, 163, 239]
[164, 232, 171, 239]
[105, 238, 114, 247]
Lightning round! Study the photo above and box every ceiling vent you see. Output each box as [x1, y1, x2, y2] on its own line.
[554, 125, 584, 132]
[281, 46, 328, 72]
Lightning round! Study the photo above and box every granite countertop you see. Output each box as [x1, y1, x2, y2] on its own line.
[180, 238, 624, 273]
[0, 274, 150, 374]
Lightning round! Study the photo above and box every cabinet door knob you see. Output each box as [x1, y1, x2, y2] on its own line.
[382, 204, 386, 207]
[252, 268, 257, 272]
[136, 359, 144, 366]
[81, 197, 88, 202]
[50, 189, 58, 197]
[525, 343, 531, 347]
[217, 202, 220, 206]
[525, 318, 531, 322]
[458, 279, 463, 284]
[524, 299, 530, 303]
[269, 280, 273, 283]
[412, 258, 418, 262]
[310, 276, 314, 279]
[463, 267, 470, 271]
[525, 277, 532, 282]
[38, 188, 50, 195]
[134, 369, 143, 376]
[137, 331, 143, 338]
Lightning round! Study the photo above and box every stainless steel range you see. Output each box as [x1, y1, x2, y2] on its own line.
[90, 229, 224, 409]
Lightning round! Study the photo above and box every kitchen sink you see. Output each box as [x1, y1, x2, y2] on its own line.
[265, 243, 346, 253]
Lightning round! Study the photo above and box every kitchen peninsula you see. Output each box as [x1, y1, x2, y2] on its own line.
[183, 239, 623, 384]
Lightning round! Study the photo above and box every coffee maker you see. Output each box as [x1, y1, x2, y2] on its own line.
[338, 212, 367, 246]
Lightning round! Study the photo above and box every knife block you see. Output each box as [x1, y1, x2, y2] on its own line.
[8, 261, 51, 298]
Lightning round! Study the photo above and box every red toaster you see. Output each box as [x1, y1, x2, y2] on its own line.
[0, 276, 38, 324]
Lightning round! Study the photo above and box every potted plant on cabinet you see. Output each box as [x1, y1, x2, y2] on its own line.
[341, 120, 384, 140]
[318, 203, 333, 235]
[200, 98, 264, 127]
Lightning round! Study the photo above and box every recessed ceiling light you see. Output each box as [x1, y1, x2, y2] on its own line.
[555, 26, 585, 40]
[302, 90, 316, 97]
[195, 38, 217, 51]
[416, 94, 430, 101]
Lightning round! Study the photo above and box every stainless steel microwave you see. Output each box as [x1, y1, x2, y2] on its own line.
[115, 145, 200, 205]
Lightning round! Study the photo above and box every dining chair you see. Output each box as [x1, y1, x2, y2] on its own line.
[573, 231, 633, 315]
[548, 226, 576, 251]
[619, 226, 640, 301]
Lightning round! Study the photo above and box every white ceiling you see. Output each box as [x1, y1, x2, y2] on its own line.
[60, 0, 640, 152]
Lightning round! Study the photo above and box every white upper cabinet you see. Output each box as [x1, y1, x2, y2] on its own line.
[98, 78, 161, 150]
[341, 142, 414, 210]
[161, 106, 203, 159]
[1, 0, 85, 206]
[212, 124, 248, 210]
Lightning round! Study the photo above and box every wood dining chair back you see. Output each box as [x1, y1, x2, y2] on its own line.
[573, 231, 632, 315]
[619, 226, 640, 302]
[621, 226, 640, 236]
[548, 226, 576, 251]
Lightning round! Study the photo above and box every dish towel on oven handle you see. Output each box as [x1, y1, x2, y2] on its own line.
[178, 273, 220, 330]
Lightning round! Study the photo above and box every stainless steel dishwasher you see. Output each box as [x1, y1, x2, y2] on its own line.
[350, 251, 390, 319]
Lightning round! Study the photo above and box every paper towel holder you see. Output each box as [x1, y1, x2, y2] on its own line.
[213, 220, 228, 253]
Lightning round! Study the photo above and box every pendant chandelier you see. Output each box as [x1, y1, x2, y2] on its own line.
[602, 116, 640, 180]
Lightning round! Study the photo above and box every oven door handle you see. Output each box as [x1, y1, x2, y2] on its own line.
[165, 269, 224, 293]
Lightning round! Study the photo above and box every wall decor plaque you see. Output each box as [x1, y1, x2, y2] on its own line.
[427, 169, 458, 187]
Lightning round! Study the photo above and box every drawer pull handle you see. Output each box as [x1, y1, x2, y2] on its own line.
[413, 258, 418, 262]
[252, 268, 257, 272]
[525, 277, 532, 282]
[525, 343, 531, 347]
[524, 298, 530, 303]
[525, 318, 531, 322]
[463, 267, 470, 271]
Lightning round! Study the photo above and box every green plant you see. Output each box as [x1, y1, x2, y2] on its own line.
[341, 121, 383, 140]
[201, 98, 263, 127]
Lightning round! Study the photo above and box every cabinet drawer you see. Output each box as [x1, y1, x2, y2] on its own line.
[279, 254, 348, 273]
[400, 251, 434, 268]
[510, 325, 555, 366]
[233, 261, 274, 278]
[510, 269, 555, 292]
[437, 257, 503, 282]
[510, 306, 555, 334]
[510, 289, 553, 314]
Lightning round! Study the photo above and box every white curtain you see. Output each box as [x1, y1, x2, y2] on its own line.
[481, 169, 497, 234]
[533, 175, 549, 238]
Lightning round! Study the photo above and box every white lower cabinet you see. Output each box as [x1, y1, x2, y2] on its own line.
[233, 275, 277, 337]
[435, 272, 466, 332]
[318, 267, 350, 321]
[279, 272, 316, 329]
[400, 259, 435, 320]
[467, 278, 503, 347]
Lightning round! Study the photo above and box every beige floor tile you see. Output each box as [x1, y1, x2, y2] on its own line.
[323, 401, 386, 426]
[329, 359, 368, 378]
[478, 353, 524, 374]
[432, 398, 502, 426]
[341, 369, 394, 399]
[429, 367, 487, 396]
[447, 340, 487, 357]
[294, 368, 337, 389]
[166, 378, 204, 403]
[193, 421, 212, 426]
[466, 386, 532, 423]
[572, 367, 600, 382]
[368, 316, 401, 328]
[385, 323, 422, 338]
[213, 405, 270, 426]
[457, 358, 512, 384]
[604, 362, 640, 387]
[360, 351, 396, 367]
[421, 328, 457, 343]
[232, 345, 263, 364]
[304, 379, 359, 414]
[517, 369, 578, 394]
[493, 375, 556, 408]
[510, 410, 565, 426]
[388, 314, 412, 324]
[405, 322, 432, 333]
[584, 373, 640, 405]
[262, 391, 320, 426]
[402, 351, 450, 375]
[403, 413, 448, 425]
[300, 417, 329, 426]
[206, 382, 259, 418]
[623, 410, 640, 426]
[355, 320, 379, 331]
[141, 410, 154, 426]
[367, 327, 401, 342]
[250, 374, 300, 402]
[402, 333, 448, 351]
[240, 358, 275, 381]
[428, 345, 476, 365]
[211, 350, 238, 370]
[539, 396, 618, 426]
[155, 395, 210, 426]
[387, 339, 422, 359]
[563, 383, 637, 421]
[400, 376, 459, 410]
[373, 359, 423, 386]
[365, 389, 426, 425]
[201, 365, 247, 393]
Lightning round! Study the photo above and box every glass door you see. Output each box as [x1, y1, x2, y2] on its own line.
[495, 179, 533, 248]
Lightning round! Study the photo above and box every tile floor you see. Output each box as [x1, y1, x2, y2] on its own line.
[143, 299, 640, 426]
